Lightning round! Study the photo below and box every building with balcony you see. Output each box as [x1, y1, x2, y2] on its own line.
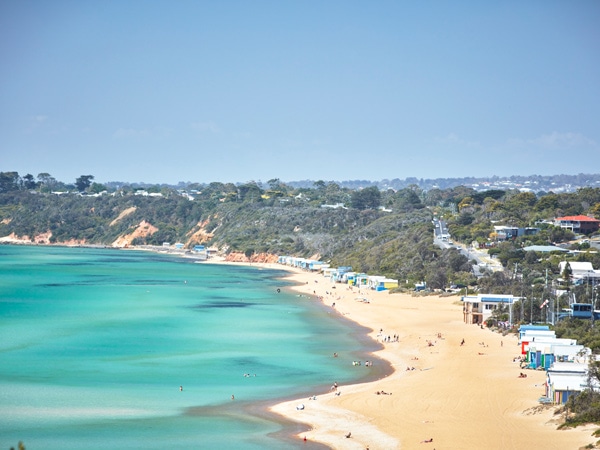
[462, 294, 518, 325]
[554, 215, 600, 235]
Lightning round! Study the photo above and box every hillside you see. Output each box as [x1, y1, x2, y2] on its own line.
[1, 174, 600, 303]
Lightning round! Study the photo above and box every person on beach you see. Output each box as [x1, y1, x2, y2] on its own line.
[180, 385, 183, 391]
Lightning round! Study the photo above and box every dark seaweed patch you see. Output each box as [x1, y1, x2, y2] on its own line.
[191, 301, 257, 309]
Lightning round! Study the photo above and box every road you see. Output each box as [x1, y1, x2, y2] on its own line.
[433, 217, 503, 276]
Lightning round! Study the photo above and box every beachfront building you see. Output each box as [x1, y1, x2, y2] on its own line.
[518, 325, 549, 342]
[341, 272, 368, 287]
[519, 328, 555, 343]
[366, 275, 399, 291]
[309, 261, 329, 272]
[461, 294, 518, 325]
[278, 256, 326, 271]
[330, 267, 353, 283]
[349, 273, 369, 288]
[545, 362, 596, 404]
[524, 340, 585, 369]
[554, 215, 600, 235]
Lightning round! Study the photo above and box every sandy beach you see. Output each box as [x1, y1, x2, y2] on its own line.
[230, 262, 599, 450]
[3, 242, 596, 448]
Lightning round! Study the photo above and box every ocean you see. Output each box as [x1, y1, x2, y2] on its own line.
[0, 245, 382, 449]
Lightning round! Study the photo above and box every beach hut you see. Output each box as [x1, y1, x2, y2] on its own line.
[341, 272, 356, 284]
[518, 325, 550, 342]
[523, 338, 581, 367]
[527, 346, 543, 369]
[309, 261, 328, 271]
[540, 347, 555, 370]
[546, 371, 589, 404]
[331, 267, 352, 283]
[355, 274, 369, 288]
[372, 278, 399, 291]
[519, 329, 555, 354]
[553, 344, 590, 363]
[322, 267, 336, 278]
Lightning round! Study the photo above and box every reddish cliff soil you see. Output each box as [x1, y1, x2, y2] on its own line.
[224, 252, 279, 263]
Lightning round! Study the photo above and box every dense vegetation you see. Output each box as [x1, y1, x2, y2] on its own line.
[561, 359, 600, 429]
[1, 172, 600, 295]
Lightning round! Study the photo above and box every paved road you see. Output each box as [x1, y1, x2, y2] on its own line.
[433, 218, 503, 276]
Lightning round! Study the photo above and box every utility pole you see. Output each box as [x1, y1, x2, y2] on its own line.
[593, 279, 597, 328]
[545, 269, 549, 324]
[531, 284, 535, 324]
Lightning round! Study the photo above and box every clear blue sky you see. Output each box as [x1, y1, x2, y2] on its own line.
[1, 1, 599, 185]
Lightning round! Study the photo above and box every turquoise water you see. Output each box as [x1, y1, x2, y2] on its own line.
[0, 246, 380, 449]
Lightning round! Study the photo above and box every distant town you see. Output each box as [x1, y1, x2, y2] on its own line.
[285, 173, 600, 193]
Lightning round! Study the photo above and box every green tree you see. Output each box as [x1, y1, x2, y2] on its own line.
[75, 175, 94, 192]
[0, 171, 21, 192]
[237, 181, 263, 202]
[89, 182, 107, 194]
[351, 186, 381, 210]
[22, 173, 37, 190]
[35, 173, 57, 192]
[562, 261, 572, 291]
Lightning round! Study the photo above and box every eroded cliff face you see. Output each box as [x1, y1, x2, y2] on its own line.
[0, 231, 87, 246]
[224, 252, 279, 263]
[109, 206, 137, 226]
[185, 218, 215, 247]
[112, 220, 158, 248]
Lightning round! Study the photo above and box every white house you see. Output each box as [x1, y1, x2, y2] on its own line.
[461, 294, 518, 325]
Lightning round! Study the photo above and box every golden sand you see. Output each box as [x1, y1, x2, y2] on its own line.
[241, 262, 599, 450]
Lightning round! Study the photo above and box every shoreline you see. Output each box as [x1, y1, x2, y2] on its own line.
[222, 260, 598, 450]
[3, 243, 598, 448]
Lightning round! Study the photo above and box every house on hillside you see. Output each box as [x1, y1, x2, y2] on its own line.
[522, 245, 568, 253]
[493, 225, 540, 241]
[559, 261, 595, 277]
[554, 215, 600, 234]
[559, 261, 600, 286]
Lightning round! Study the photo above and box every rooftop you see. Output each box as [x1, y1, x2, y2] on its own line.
[555, 215, 600, 223]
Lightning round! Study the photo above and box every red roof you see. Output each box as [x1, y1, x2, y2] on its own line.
[555, 215, 600, 222]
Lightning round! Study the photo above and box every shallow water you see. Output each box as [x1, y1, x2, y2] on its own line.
[0, 246, 379, 449]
